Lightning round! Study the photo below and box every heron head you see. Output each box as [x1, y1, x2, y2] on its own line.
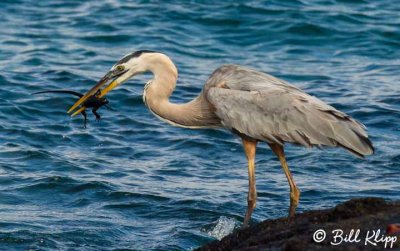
[67, 50, 158, 115]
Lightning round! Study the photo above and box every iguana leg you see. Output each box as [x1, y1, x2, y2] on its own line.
[92, 108, 101, 121]
[81, 110, 87, 128]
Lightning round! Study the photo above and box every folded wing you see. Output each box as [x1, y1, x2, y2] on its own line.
[205, 65, 374, 157]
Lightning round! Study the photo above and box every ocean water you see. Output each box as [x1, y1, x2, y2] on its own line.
[0, 0, 399, 250]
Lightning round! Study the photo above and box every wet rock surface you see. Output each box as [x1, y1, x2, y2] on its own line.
[197, 198, 400, 251]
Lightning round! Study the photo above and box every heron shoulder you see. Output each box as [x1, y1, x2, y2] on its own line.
[204, 64, 301, 93]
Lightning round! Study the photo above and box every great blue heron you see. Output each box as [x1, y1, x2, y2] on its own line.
[68, 50, 374, 227]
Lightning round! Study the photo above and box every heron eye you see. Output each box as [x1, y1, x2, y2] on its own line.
[116, 65, 125, 71]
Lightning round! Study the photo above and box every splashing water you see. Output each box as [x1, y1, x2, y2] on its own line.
[204, 216, 239, 240]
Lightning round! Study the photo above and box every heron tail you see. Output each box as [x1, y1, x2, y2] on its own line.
[331, 120, 374, 158]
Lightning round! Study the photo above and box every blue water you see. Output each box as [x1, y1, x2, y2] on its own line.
[0, 0, 399, 250]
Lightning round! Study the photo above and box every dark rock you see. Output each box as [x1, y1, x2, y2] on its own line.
[197, 198, 400, 251]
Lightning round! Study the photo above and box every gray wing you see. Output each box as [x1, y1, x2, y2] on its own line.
[205, 65, 374, 157]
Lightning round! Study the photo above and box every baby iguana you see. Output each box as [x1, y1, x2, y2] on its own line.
[33, 90, 110, 128]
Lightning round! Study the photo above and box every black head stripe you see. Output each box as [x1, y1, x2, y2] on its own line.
[117, 50, 158, 64]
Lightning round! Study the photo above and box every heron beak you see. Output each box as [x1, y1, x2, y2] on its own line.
[71, 107, 86, 117]
[97, 77, 121, 98]
[67, 72, 112, 115]
[67, 70, 125, 116]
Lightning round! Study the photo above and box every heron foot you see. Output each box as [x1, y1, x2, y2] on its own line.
[243, 198, 256, 228]
[288, 187, 300, 219]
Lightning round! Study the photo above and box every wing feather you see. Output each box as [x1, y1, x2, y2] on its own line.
[205, 65, 374, 157]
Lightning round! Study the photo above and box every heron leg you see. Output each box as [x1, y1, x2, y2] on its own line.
[241, 137, 258, 227]
[268, 143, 300, 220]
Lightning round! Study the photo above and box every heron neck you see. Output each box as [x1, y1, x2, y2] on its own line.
[143, 61, 221, 128]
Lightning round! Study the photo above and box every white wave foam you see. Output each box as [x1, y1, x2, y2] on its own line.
[205, 216, 239, 240]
